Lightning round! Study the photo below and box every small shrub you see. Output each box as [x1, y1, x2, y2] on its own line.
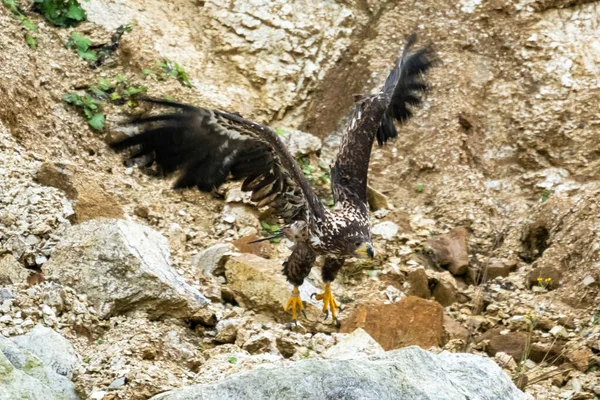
[155, 58, 193, 88]
[33, 0, 86, 27]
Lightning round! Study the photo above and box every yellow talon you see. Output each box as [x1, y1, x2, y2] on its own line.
[313, 283, 338, 320]
[284, 286, 305, 321]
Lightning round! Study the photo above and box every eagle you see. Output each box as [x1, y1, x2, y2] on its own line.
[110, 34, 434, 324]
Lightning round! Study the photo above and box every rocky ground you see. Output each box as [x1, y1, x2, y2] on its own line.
[1, 0, 599, 399]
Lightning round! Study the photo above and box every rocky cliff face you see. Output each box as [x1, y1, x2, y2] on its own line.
[0, 0, 599, 399]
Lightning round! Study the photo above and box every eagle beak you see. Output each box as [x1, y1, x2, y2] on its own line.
[355, 243, 375, 259]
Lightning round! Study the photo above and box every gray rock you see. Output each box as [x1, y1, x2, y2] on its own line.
[278, 129, 322, 158]
[43, 219, 208, 319]
[371, 221, 399, 240]
[0, 335, 79, 400]
[192, 243, 237, 277]
[323, 328, 384, 360]
[10, 324, 80, 379]
[150, 346, 526, 400]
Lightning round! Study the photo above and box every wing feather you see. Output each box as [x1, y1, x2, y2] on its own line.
[110, 98, 325, 223]
[332, 34, 434, 204]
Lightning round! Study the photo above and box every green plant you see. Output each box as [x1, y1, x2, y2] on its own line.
[156, 58, 193, 88]
[3, 0, 38, 48]
[275, 128, 287, 136]
[260, 220, 281, 243]
[66, 32, 97, 61]
[415, 184, 424, 193]
[540, 189, 553, 202]
[33, 0, 86, 27]
[227, 356, 237, 364]
[63, 76, 148, 131]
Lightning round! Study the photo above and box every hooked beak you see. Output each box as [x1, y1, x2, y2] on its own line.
[355, 243, 375, 259]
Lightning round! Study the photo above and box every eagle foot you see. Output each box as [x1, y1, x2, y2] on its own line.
[311, 283, 338, 321]
[284, 286, 305, 322]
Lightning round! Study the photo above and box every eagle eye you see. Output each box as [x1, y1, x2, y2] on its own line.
[354, 241, 361, 247]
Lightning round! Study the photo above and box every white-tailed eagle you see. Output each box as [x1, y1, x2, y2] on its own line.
[110, 34, 434, 323]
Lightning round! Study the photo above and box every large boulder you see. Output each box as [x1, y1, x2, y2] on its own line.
[43, 219, 208, 319]
[0, 334, 79, 400]
[149, 346, 527, 400]
[10, 325, 80, 379]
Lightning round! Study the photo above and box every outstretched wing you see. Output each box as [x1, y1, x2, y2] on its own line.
[110, 98, 325, 223]
[331, 34, 434, 204]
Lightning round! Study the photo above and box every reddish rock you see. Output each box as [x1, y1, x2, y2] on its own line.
[427, 227, 469, 275]
[432, 272, 457, 307]
[566, 347, 593, 372]
[340, 296, 444, 350]
[405, 268, 431, 299]
[233, 233, 275, 259]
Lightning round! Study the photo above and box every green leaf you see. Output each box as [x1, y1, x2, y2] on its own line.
[97, 77, 113, 91]
[415, 184, 424, 193]
[275, 128, 287, 136]
[66, 3, 85, 21]
[122, 86, 147, 96]
[227, 356, 237, 364]
[89, 86, 107, 98]
[25, 33, 37, 49]
[115, 75, 127, 83]
[21, 18, 38, 32]
[88, 113, 105, 131]
[109, 92, 121, 101]
[142, 68, 155, 75]
[77, 49, 97, 61]
[69, 32, 91, 52]
[62, 92, 80, 104]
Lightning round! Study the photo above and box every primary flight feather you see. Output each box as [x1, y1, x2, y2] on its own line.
[110, 34, 434, 323]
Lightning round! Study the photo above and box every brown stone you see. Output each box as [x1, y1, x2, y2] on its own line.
[405, 268, 431, 299]
[233, 233, 275, 259]
[484, 258, 518, 281]
[477, 328, 565, 364]
[427, 227, 469, 275]
[443, 315, 469, 342]
[340, 296, 445, 350]
[526, 266, 562, 289]
[36, 161, 123, 223]
[366, 184, 389, 211]
[566, 347, 594, 372]
[189, 308, 217, 327]
[432, 272, 457, 307]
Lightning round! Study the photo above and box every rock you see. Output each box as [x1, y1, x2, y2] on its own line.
[223, 254, 324, 327]
[36, 161, 124, 223]
[149, 346, 526, 400]
[340, 296, 445, 350]
[566, 347, 594, 372]
[0, 335, 79, 400]
[526, 266, 562, 290]
[192, 243, 236, 277]
[477, 328, 564, 364]
[371, 221, 398, 240]
[366, 185, 389, 211]
[0, 254, 30, 284]
[215, 319, 240, 344]
[550, 325, 568, 338]
[484, 258, 518, 280]
[221, 205, 260, 229]
[277, 129, 322, 158]
[443, 315, 469, 342]
[323, 328, 384, 360]
[233, 233, 275, 259]
[189, 308, 218, 327]
[10, 325, 80, 379]
[404, 268, 431, 299]
[43, 219, 208, 319]
[242, 332, 274, 355]
[432, 272, 457, 307]
[276, 336, 299, 359]
[427, 227, 469, 275]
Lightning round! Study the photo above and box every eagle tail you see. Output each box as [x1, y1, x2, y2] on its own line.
[376, 34, 434, 145]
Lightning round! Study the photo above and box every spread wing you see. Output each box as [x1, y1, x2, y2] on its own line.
[110, 98, 325, 223]
[331, 34, 434, 204]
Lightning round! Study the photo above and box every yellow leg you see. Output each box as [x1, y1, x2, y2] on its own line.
[312, 283, 338, 320]
[284, 286, 305, 321]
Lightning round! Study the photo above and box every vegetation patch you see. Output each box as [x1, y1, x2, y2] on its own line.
[66, 24, 133, 68]
[144, 58, 193, 88]
[3, 0, 39, 48]
[63, 76, 148, 131]
[33, 0, 86, 27]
